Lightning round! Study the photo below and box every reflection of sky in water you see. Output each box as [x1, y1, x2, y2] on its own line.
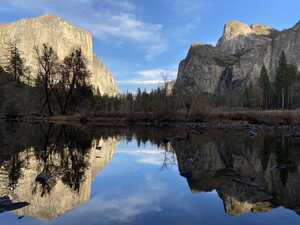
[1, 140, 300, 225]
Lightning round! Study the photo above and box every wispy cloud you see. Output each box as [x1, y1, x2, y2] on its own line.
[0, 0, 166, 59]
[118, 68, 177, 85]
[87, 13, 166, 60]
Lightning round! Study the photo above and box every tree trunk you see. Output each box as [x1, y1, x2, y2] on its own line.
[282, 89, 285, 110]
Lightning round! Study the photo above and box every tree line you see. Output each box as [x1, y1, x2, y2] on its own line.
[259, 52, 299, 110]
[1, 41, 300, 117]
[93, 51, 300, 114]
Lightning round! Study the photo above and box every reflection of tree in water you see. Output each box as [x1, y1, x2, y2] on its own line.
[161, 148, 177, 170]
[32, 124, 92, 195]
[276, 136, 290, 186]
[60, 126, 91, 192]
[0, 123, 126, 198]
[0, 122, 29, 190]
[260, 135, 298, 186]
[117, 127, 178, 169]
[7, 153, 25, 190]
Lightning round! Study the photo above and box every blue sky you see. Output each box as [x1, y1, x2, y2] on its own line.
[1, 0, 300, 92]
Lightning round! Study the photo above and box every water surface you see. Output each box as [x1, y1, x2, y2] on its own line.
[0, 123, 300, 225]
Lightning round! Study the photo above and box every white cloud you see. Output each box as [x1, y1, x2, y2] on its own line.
[118, 68, 178, 85]
[117, 80, 166, 85]
[87, 12, 166, 59]
[0, 0, 166, 59]
[117, 148, 177, 166]
[138, 157, 164, 166]
[138, 69, 177, 80]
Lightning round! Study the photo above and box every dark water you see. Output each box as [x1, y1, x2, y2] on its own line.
[0, 123, 300, 225]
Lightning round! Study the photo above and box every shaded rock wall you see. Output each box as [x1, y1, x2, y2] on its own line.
[175, 20, 300, 94]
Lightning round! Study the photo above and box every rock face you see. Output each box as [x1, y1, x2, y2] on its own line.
[0, 15, 118, 96]
[175, 20, 300, 94]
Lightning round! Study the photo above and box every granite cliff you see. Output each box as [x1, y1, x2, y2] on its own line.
[175, 20, 300, 94]
[0, 15, 118, 96]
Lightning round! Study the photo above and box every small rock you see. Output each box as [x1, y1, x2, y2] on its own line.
[248, 127, 258, 137]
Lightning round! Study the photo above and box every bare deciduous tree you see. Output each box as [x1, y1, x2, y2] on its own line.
[54, 48, 91, 115]
[35, 44, 59, 116]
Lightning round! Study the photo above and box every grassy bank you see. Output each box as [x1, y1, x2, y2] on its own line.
[4, 110, 300, 128]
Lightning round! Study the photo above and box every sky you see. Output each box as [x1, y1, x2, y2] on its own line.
[0, 0, 300, 93]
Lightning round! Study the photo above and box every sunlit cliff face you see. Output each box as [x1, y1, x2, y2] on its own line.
[0, 15, 118, 96]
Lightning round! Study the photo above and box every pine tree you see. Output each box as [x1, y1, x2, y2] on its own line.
[286, 64, 298, 108]
[275, 51, 288, 109]
[274, 51, 298, 109]
[243, 82, 252, 108]
[259, 64, 272, 109]
[5, 41, 27, 82]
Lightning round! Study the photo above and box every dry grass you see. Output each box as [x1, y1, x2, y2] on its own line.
[24, 110, 300, 126]
[110, 110, 300, 126]
[204, 110, 300, 125]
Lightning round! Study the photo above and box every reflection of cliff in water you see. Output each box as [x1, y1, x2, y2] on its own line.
[172, 131, 300, 216]
[0, 123, 118, 220]
[2, 124, 300, 219]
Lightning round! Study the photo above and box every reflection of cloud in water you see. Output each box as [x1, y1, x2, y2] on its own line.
[117, 148, 177, 167]
[87, 194, 162, 223]
[138, 156, 164, 166]
[53, 174, 168, 225]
